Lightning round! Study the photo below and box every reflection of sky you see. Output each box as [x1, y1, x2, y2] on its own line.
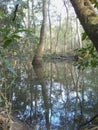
[16, 80, 97, 128]
[50, 111, 60, 126]
[11, 63, 98, 129]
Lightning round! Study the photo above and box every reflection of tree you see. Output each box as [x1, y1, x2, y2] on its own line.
[33, 61, 50, 130]
[1, 58, 98, 129]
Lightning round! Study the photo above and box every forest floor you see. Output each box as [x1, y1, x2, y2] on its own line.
[0, 111, 32, 130]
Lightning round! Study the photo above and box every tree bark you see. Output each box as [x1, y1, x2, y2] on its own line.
[32, 0, 47, 64]
[70, 0, 98, 52]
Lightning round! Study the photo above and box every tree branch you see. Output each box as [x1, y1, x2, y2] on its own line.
[12, 4, 19, 21]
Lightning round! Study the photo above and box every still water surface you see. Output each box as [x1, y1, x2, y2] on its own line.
[10, 61, 98, 130]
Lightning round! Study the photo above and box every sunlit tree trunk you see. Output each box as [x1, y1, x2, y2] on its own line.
[48, 0, 52, 53]
[76, 19, 83, 48]
[63, 0, 69, 52]
[55, 14, 61, 53]
[32, 0, 47, 64]
[70, 0, 98, 52]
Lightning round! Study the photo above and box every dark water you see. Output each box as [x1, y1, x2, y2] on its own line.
[2, 60, 98, 130]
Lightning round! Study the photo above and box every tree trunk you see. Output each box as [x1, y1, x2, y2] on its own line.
[32, 0, 47, 64]
[70, 0, 98, 52]
[48, 0, 52, 53]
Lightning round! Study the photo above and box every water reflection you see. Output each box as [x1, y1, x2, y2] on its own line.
[33, 61, 50, 130]
[1, 60, 98, 130]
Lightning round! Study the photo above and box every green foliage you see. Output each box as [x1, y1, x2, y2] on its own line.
[74, 44, 98, 70]
[0, 53, 17, 76]
[4, 59, 17, 76]
[0, 27, 33, 49]
[90, 0, 98, 8]
[82, 32, 88, 41]
[93, 0, 98, 9]
[0, 11, 5, 19]
[0, 27, 32, 77]
[74, 31, 98, 70]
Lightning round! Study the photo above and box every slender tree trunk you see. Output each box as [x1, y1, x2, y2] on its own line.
[32, 0, 47, 64]
[55, 14, 61, 53]
[63, 0, 70, 52]
[48, 0, 52, 53]
[76, 19, 83, 48]
[70, 0, 98, 52]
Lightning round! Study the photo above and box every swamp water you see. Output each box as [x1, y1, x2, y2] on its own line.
[1, 60, 98, 130]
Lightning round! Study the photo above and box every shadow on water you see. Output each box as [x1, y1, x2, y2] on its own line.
[1, 58, 98, 130]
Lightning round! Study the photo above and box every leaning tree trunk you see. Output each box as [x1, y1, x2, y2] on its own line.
[70, 0, 98, 52]
[32, 0, 47, 64]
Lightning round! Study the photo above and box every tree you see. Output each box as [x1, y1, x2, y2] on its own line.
[70, 0, 98, 52]
[32, 0, 47, 64]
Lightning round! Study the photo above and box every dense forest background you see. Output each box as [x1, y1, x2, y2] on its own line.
[0, 0, 88, 56]
[0, 0, 98, 68]
[0, 0, 98, 130]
